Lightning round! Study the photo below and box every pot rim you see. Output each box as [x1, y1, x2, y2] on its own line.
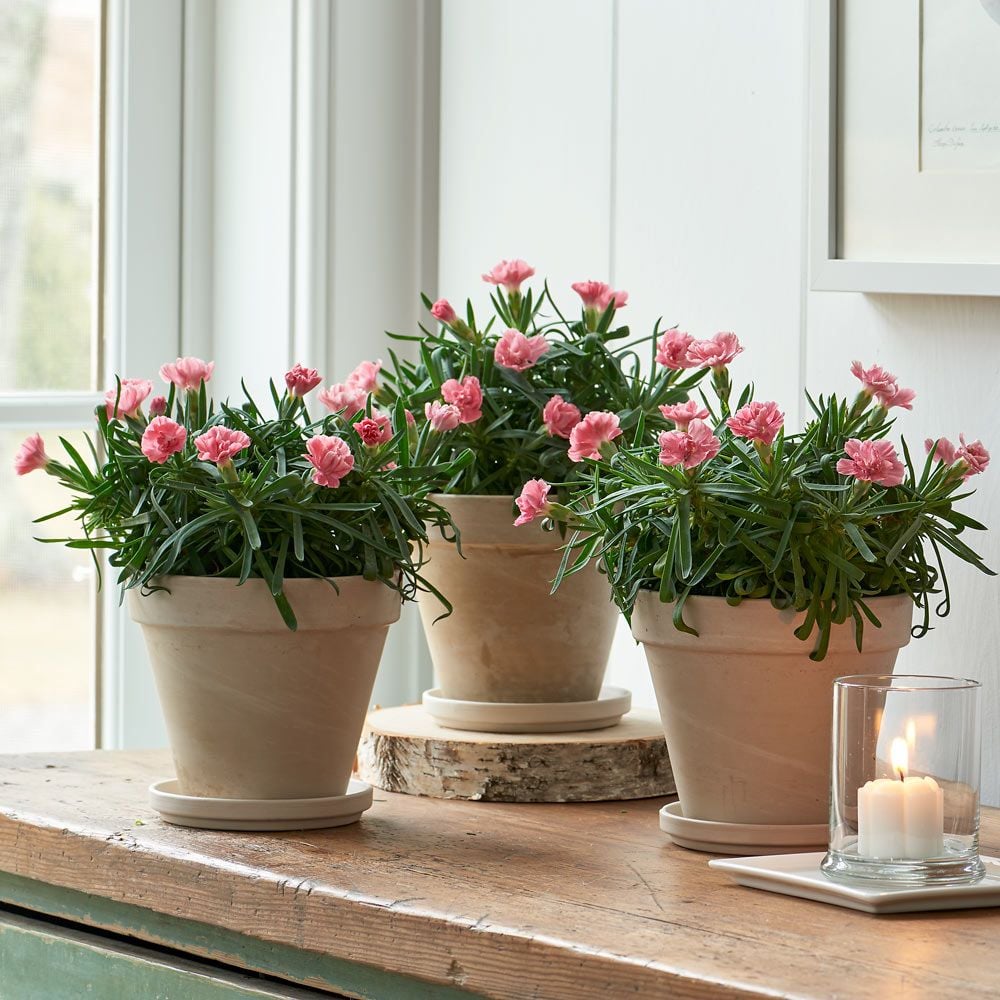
[635, 591, 912, 606]
[128, 574, 402, 631]
[632, 591, 914, 654]
[428, 492, 515, 501]
[426, 492, 559, 548]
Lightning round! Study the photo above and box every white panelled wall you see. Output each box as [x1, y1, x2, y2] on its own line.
[437, 0, 1000, 802]
[206, 0, 439, 716]
[113, 0, 438, 748]
[120, 0, 999, 801]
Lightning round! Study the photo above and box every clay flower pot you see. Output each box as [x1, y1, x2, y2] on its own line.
[418, 494, 618, 703]
[632, 593, 913, 825]
[129, 576, 401, 800]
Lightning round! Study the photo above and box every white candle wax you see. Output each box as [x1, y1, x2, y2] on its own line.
[857, 778, 906, 858]
[903, 775, 945, 858]
[857, 775, 944, 860]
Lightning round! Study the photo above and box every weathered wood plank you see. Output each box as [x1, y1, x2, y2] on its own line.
[0, 751, 998, 999]
[0, 909, 326, 998]
[0, 870, 478, 1000]
[358, 707, 674, 801]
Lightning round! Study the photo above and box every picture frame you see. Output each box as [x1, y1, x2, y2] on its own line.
[809, 0, 1000, 296]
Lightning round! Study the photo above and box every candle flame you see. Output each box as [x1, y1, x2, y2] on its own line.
[891, 736, 909, 780]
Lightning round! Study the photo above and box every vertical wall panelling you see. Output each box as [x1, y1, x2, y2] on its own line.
[805, 294, 1000, 803]
[327, 0, 442, 704]
[603, 0, 810, 702]
[180, 0, 215, 361]
[102, 0, 185, 749]
[436, 0, 618, 704]
[211, 0, 294, 402]
[292, 0, 331, 375]
[206, 0, 442, 715]
[124, 3, 999, 794]
[437, 0, 615, 309]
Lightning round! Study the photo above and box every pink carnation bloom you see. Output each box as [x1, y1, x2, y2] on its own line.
[659, 400, 709, 431]
[571, 281, 627, 311]
[571, 280, 611, 309]
[194, 426, 251, 466]
[353, 413, 393, 447]
[141, 417, 188, 464]
[957, 434, 990, 478]
[13, 433, 48, 476]
[149, 395, 167, 417]
[105, 378, 153, 420]
[159, 357, 214, 392]
[568, 411, 623, 462]
[925, 437, 958, 466]
[318, 382, 367, 417]
[347, 359, 382, 394]
[685, 332, 743, 370]
[494, 329, 550, 372]
[877, 383, 916, 411]
[655, 329, 695, 370]
[482, 258, 535, 293]
[441, 375, 483, 424]
[836, 438, 905, 488]
[425, 400, 461, 432]
[850, 361, 898, 399]
[571, 281, 629, 312]
[514, 479, 552, 527]
[285, 363, 322, 397]
[658, 420, 722, 469]
[430, 298, 457, 324]
[726, 400, 784, 446]
[305, 435, 355, 488]
[542, 395, 582, 439]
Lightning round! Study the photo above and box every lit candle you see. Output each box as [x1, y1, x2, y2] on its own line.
[857, 735, 944, 860]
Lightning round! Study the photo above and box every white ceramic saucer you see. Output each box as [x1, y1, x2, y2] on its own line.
[659, 801, 828, 855]
[148, 778, 373, 831]
[710, 853, 1000, 913]
[422, 686, 632, 733]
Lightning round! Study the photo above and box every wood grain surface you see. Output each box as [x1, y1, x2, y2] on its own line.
[0, 909, 324, 998]
[357, 707, 675, 801]
[0, 750, 998, 999]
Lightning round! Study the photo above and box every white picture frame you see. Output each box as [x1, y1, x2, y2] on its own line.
[809, 0, 1000, 296]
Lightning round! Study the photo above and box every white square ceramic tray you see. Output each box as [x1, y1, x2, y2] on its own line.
[709, 852, 1000, 914]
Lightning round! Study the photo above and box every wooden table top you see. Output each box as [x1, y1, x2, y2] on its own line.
[0, 750, 998, 999]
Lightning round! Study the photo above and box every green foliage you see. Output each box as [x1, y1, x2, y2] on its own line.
[380, 283, 706, 496]
[551, 385, 993, 660]
[33, 383, 470, 629]
[16, 185, 93, 390]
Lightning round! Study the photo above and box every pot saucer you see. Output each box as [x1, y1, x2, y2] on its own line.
[422, 686, 632, 734]
[148, 778, 373, 831]
[659, 801, 828, 855]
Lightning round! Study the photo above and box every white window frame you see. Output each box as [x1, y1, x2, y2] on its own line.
[5, 0, 446, 751]
[100, 0, 185, 747]
[0, 0, 181, 749]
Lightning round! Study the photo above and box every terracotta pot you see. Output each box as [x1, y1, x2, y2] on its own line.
[418, 494, 618, 703]
[129, 576, 401, 800]
[632, 593, 913, 825]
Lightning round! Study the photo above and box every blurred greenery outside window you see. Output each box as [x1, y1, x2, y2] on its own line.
[0, 0, 101, 750]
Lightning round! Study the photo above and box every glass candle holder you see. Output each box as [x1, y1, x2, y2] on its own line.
[822, 674, 983, 886]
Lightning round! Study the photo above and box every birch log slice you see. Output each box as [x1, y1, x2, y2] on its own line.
[357, 706, 674, 802]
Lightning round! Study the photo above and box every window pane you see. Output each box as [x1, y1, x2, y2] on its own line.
[0, 0, 100, 392]
[0, 429, 95, 750]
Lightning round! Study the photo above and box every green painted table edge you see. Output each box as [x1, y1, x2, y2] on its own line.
[0, 869, 482, 1000]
